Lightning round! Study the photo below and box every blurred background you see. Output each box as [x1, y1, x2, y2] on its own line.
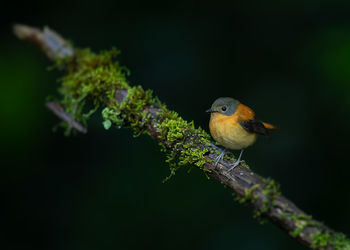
[2, 1, 350, 249]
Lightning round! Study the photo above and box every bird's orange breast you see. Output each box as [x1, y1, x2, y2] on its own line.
[209, 111, 257, 150]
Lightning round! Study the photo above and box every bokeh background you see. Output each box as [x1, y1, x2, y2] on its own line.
[2, 1, 350, 249]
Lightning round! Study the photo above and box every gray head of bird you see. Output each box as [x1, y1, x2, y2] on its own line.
[206, 97, 240, 116]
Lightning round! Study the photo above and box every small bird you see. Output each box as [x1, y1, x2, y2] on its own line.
[206, 97, 277, 170]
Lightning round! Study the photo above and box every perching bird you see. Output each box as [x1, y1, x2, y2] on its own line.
[206, 97, 277, 170]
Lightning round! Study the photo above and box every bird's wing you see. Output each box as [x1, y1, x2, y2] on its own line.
[236, 104, 269, 136]
[239, 120, 269, 136]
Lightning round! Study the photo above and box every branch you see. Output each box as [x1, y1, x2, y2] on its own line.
[13, 24, 350, 250]
[13, 24, 74, 60]
[45, 102, 87, 134]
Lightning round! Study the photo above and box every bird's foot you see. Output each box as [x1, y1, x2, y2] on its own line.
[214, 149, 226, 166]
[227, 149, 245, 171]
[227, 160, 243, 171]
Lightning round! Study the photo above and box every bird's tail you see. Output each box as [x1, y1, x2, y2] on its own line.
[263, 122, 278, 130]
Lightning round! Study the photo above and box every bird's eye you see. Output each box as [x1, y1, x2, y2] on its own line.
[221, 106, 227, 111]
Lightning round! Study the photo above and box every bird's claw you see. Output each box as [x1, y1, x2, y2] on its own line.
[227, 149, 245, 171]
[214, 150, 225, 166]
[214, 157, 221, 166]
[227, 160, 242, 171]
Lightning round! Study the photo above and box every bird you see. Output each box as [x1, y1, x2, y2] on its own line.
[206, 97, 277, 171]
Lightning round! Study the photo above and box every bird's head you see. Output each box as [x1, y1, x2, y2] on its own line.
[206, 97, 240, 116]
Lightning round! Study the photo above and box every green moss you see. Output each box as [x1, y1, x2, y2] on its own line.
[55, 45, 163, 136]
[236, 184, 260, 204]
[260, 179, 281, 213]
[56, 48, 129, 134]
[311, 231, 331, 248]
[286, 212, 342, 244]
[156, 110, 212, 181]
[108, 85, 157, 136]
[101, 107, 123, 129]
[234, 179, 280, 224]
[310, 231, 350, 249]
[232, 179, 281, 224]
[157, 113, 188, 143]
[290, 214, 314, 238]
[102, 120, 112, 130]
[234, 184, 266, 224]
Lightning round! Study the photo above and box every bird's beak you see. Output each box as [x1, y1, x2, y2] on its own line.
[206, 108, 214, 113]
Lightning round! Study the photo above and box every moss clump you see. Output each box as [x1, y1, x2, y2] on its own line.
[56, 47, 160, 136]
[156, 110, 212, 181]
[311, 231, 350, 249]
[102, 107, 123, 130]
[287, 212, 350, 249]
[241, 179, 281, 223]
[56, 48, 129, 134]
[289, 213, 317, 238]
[235, 184, 260, 204]
[261, 179, 281, 212]
[232, 179, 281, 223]
[104, 85, 157, 136]
[311, 231, 331, 249]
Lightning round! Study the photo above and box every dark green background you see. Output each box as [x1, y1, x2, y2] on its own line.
[2, 1, 350, 249]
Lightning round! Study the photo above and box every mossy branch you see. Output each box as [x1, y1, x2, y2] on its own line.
[13, 24, 350, 250]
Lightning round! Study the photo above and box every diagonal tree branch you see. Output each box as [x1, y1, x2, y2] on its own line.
[13, 24, 350, 250]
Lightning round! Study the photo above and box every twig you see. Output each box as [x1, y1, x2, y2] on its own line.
[13, 24, 74, 60]
[45, 102, 87, 134]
